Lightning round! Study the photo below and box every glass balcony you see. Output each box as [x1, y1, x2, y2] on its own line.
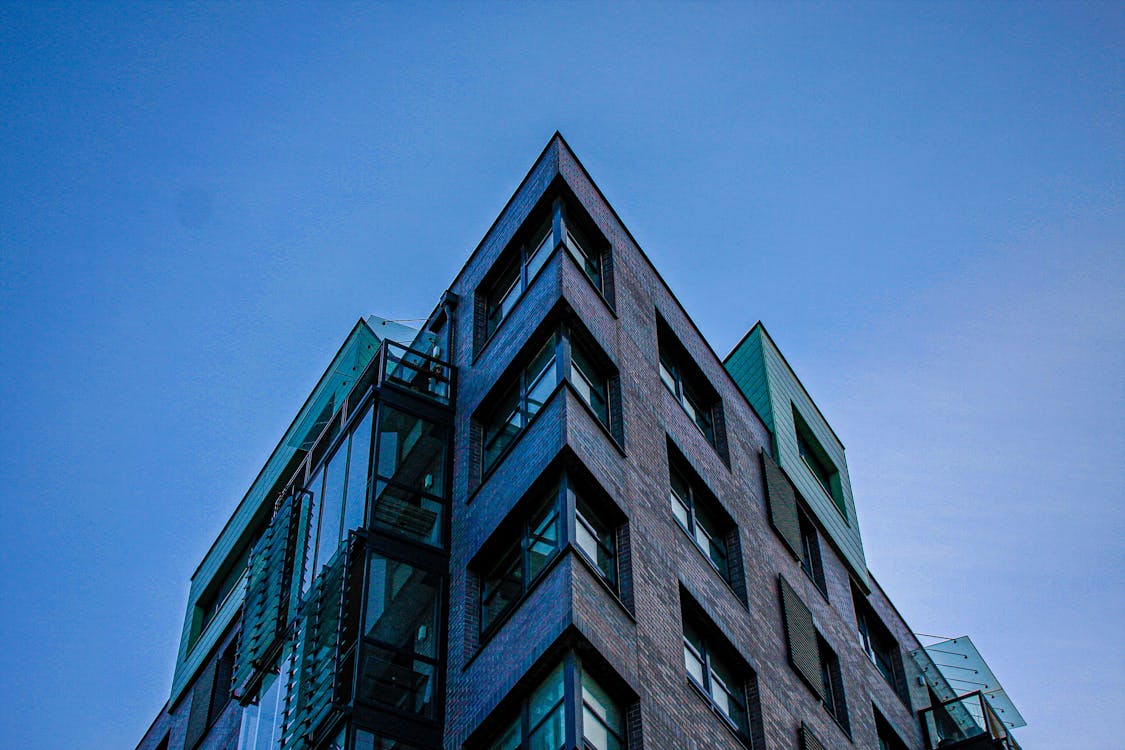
[378, 339, 452, 405]
[920, 691, 1022, 750]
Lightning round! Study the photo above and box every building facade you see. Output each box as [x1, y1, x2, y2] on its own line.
[135, 135, 1023, 750]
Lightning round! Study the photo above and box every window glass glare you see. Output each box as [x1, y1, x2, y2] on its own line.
[669, 464, 732, 585]
[484, 385, 523, 470]
[576, 497, 616, 584]
[525, 218, 555, 283]
[659, 356, 677, 394]
[582, 671, 623, 750]
[301, 467, 324, 593]
[570, 344, 608, 424]
[528, 663, 565, 749]
[314, 441, 348, 575]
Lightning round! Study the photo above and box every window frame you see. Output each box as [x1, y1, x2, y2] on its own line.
[480, 194, 610, 348]
[680, 600, 759, 747]
[479, 322, 616, 479]
[817, 635, 850, 733]
[475, 652, 629, 750]
[476, 470, 624, 641]
[656, 316, 722, 452]
[666, 448, 740, 598]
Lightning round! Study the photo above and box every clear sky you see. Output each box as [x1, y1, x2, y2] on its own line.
[0, 3, 1121, 748]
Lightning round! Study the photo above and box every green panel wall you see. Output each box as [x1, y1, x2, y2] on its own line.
[724, 323, 868, 588]
[169, 319, 382, 705]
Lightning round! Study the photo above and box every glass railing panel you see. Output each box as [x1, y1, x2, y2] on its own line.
[921, 692, 997, 749]
[381, 340, 452, 405]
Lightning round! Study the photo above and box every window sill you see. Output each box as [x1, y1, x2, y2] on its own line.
[685, 677, 753, 750]
[672, 519, 746, 609]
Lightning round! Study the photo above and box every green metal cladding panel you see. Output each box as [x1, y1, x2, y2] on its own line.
[725, 324, 868, 588]
[170, 319, 382, 705]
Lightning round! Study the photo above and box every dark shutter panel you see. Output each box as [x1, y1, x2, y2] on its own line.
[800, 723, 828, 750]
[779, 575, 824, 698]
[184, 657, 217, 749]
[762, 450, 803, 557]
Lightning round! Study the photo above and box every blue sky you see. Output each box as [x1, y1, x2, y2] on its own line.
[0, 3, 1121, 748]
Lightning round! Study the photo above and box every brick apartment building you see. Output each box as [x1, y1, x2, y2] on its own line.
[135, 134, 1025, 750]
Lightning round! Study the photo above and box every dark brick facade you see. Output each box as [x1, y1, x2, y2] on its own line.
[137, 134, 937, 750]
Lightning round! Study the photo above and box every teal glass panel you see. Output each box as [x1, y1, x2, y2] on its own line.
[528, 663, 565, 750]
[343, 406, 373, 536]
[301, 466, 324, 595]
[315, 441, 348, 578]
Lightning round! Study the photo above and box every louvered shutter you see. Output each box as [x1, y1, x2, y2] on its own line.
[800, 723, 828, 750]
[184, 657, 217, 749]
[762, 450, 802, 557]
[779, 575, 824, 697]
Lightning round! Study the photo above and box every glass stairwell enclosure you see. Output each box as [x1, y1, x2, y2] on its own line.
[232, 327, 454, 750]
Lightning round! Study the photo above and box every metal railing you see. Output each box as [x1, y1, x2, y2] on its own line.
[920, 690, 1022, 750]
[378, 339, 453, 405]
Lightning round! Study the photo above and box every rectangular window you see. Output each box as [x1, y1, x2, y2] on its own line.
[480, 491, 561, 635]
[798, 514, 827, 595]
[481, 198, 609, 344]
[874, 705, 910, 750]
[667, 450, 738, 593]
[478, 653, 627, 750]
[818, 636, 849, 731]
[680, 602, 758, 744]
[370, 405, 448, 547]
[792, 406, 845, 517]
[657, 319, 719, 447]
[476, 470, 623, 638]
[779, 575, 849, 732]
[479, 324, 615, 476]
[357, 553, 442, 718]
[854, 593, 907, 705]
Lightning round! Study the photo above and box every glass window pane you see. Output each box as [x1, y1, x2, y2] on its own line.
[570, 344, 608, 424]
[582, 671, 623, 750]
[358, 646, 436, 717]
[484, 387, 522, 470]
[527, 505, 560, 581]
[576, 499, 615, 583]
[370, 481, 442, 547]
[343, 406, 373, 536]
[488, 261, 521, 336]
[565, 225, 602, 290]
[316, 441, 348, 570]
[525, 336, 559, 417]
[659, 355, 678, 394]
[525, 218, 554, 282]
[365, 555, 439, 659]
[482, 548, 523, 632]
[684, 639, 706, 687]
[376, 406, 446, 498]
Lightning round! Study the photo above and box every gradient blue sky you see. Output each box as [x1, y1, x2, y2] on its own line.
[1, 3, 1121, 748]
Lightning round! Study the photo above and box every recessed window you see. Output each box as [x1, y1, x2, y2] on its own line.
[479, 195, 609, 346]
[680, 597, 760, 745]
[479, 322, 616, 477]
[670, 466, 730, 582]
[657, 317, 721, 450]
[792, 406, 845, 517]
[666, 442, 741, 598]
[480, 492, 561, 635]
[478, 654, 628, 750]
[798, 514, 827, 596]
[818, 636, 849, 731]
[476, 470, 624, 639]
[854, 592, 908, 705]
[874, 705, 910, 750]
[779, 576, 849, 732]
